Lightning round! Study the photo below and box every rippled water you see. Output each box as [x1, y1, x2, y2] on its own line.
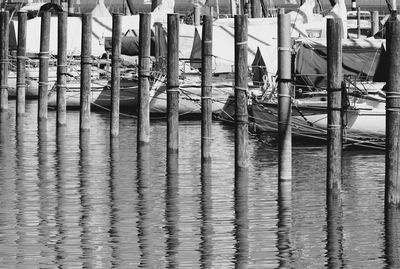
[0, 100, 398, 268]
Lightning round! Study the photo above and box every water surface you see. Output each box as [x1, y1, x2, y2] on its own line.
[0, 100, 397, 268]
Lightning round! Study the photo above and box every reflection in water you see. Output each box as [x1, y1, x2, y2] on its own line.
[0, 103, 392, 268]
[1, 111, 17, 267]
[326, 191, 343, 268]
[55, 126, 83, 267]
[110, 137, 119, 268]
[136, 144, 153, 268]
[234, 168, 249, 269]
[79, 131, 92, 268]
[200, 161, 213, 269]
[277, 176, 292, 267]
[165, 153, 179, 268]
[79, 131, 115, 268]
[385, 205, 400, 268]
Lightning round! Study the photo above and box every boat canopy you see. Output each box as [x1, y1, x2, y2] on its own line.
[295, 38, 387, 89]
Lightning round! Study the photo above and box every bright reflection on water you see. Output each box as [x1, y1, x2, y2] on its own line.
[0, 100, 396, 268]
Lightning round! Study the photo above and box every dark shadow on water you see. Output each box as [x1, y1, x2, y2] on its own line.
[385, 205, 400, 268]
[165, 153, 179, 269]
[199, 160, 213, 269]
[234, 167, 249, 269]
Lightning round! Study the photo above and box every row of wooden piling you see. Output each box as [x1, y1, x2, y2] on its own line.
[0, 10, 399, 210]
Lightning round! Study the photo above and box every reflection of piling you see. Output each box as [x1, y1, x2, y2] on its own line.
[200, 161, 213, 267]
[57, 11, 68, 127]
[111, 14, 121, 138]
[326, 192, 344, 268]
[0, 11, 9, 111]
[38, 11, 50, 122]
[385, 206, 400, 267]
[166, 152, 179, 267]
[234, 167, 249, 268]
[278, 12, 292, 181]
[80, 14, 92, 133]
[17, 12, 27, 117]
[326, 18, 342, 192]
[136, 144, 151, 266]
[167, 14, 180, 154]
[385, 19, 400, 206]
[234, 15, 249, 173]
[201, 15, 213, 162]
[138, 13, 151, 144]
[370, 11, 379, 37]
[277, 170, 292, 267]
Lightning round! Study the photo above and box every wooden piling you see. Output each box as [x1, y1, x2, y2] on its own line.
[167, 13, 180, 154]
[278, 12, 292, 181]
[385, 19, 400, 206]
[80, 13, 92, 133]
[17, 11, 27, 116]
[234, 15, 249, 173]
[0, 11, 9, 112]
[251, 0, 261, 18]
[57, 11, 68, 127]
[371, 11, 379, 37]
[38, 11, 51, 122]
[326, 18, 343, 194]
[138, 13, 151, 144]
[357, 7, 361, 38]
[201, 15, 213, 162]
[111, 13, 121, 138]
[194, 6, 200, 26]
[154, 23, 160, 63]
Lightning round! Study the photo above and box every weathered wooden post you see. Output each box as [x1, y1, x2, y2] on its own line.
[138, 13, 151, 144]
[370, 11, 379, 37]
[80, 13, 92, 133]
[326, 21, 344, 269]
[251, 0, 261, 18]
[57, 11, 68, 127]
[17, 11, 27, 117]
[38, 11, 51, 122]
[201, 15, 213, 162]
[385, 18, 400, 206]
[0, 11, 9, 112]
[278, 11, 292, 182]
[326, 18, 342, 197]
[357, 7, 361, 38]
[351, 0, 356, 11]
[111, 13, 121, 138]
[234, 14, 249, 175]
[154, 23, 160, 64]
[167, 13, 180, 154]
[194, 5, 200, 26]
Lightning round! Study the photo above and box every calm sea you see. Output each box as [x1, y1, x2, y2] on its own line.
[0, 99, 398, 268]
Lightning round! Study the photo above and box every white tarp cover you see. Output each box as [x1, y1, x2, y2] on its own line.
[13, 15, 140, 56]
[91, 0, 111, 18]
[13, 0, 174, 57]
